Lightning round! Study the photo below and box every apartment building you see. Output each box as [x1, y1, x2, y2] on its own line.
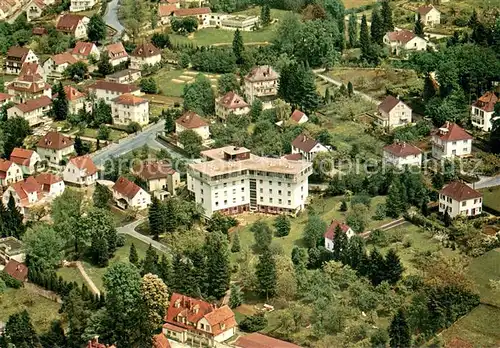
[383, 141, 422, 168]
[431, 122, 473, 160]
[471, 91, 498, 132]
[111, 93, 149, 126]
[375, 95, 412, 129]
[187, 146, 313, 217]
[87, 80, 141, 105]
[244, 65, 279, 105]
[215, 91, 249, 120]
[70, 0, 96, 12]
[4, 46, 39, 75]
[7, 96, 52, 127]
[439, 181, 482, 218]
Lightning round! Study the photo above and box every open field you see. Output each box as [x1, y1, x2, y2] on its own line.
[153, 67, 220, 98]
[0, 287, 61, 332]
[480, 186, 500, 212]
[57, 266, 86, 288]
[82, 127, 127, 141]
[343, 0, 377, 9]
[467, 248, 500, 307]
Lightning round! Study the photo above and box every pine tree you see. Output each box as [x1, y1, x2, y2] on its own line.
[74, 136, 83, 156]
[324, 88, 331, 104]
[205, 231, 231, 299]
[91, 236, 109, 267]
[142, 244, 159, 276]
[255, 247, 277, 300]
[385, 177, 407, 218]
[163, 198, 177, 233]
[368, 248, 386, 286]
[274, 215, 291, 237]
[40, 320, 66, 348]
[347, 81, 354, 98]
[346, 235, 365, 270]
[93, 183, 112, 209]
[468, 9, 478, 29]
[381, 0, 394, 32]
[261, 4, 271, 26]
[332, 225, 348, 262]
[229, 283, 243, 308]
[148, 197, 164, 240]
[370, 9, 384, 45]
[443, 210, 452, 227]
[129, 243, 139, 265]
[164, 111, 175, 134]
[232, 29, 245, 65]
[4, 310, 41, 347]
[231, 232, 241, 252]
[389, 308, 411, 348]
[158, 254, 172, 287]
[384, 249, 404, 285]
[340, 199, 348, 212]
[423, 73, 436, 101]
[52, 82, 68, 121]
[6, 193, 24, 238]
[360, 15, 371, 60]
[0, 201, 7, 237]
[348, 13, 358, 48]
[414, 13, 425, 37]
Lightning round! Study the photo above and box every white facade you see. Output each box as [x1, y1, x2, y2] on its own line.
[324, 228, 355, 252]
[439, 194, 482, 218]
[113, 187, 151, 210]
[471, 106, 495, 132]
[377, 99, 412, 129]
[37, 146, 74, 166]
[10, 150, 41, 175]
[7, 103, 50, 127]
[244, 66, 279, 104]
[42, 180, 65, 196]
[111, 95, 149, 126]
[383, 151, 422, 169]
[26, 0, 44, 22]
[63, 162, 98, 186]
[432, 138, 472, 160]
[417, 7, 440, 27]
[0, 162, 23, 186]
[129, 53, 161, 71]
[70, 0, 96, 12]
[5, 49, 38, 75]
[88, 82, 141, 105]
[175, 122, 210, 141]
[383, 32, 428, 56]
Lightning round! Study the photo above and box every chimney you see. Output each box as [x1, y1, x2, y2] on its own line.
[303, 135, 306, 142]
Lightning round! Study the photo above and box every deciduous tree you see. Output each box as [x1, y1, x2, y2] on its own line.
[23, 224, 64, 271]
[140, 273, 169, 329]
[178, 130, 203, 158]
[183, 74, 215, 116]
[252, 220, 273, 253]
[303, 214, 327, 249]
[87, 14, 107, 43]
[93, 183, 113, 209]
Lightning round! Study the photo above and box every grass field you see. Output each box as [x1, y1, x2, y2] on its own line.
[57, 266, 86, 288]
[0, 288, 61, 333]
[480, 186, 500, 212]
[81, 128, 127, 141]
[467, 248, 500, 307]
[342, 0, 377, 9]
[153, 67, 220, 98]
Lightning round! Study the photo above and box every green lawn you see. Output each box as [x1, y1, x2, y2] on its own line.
[480, 186, 500, 212]
[81, 127, 127, 141]
[467, 248, 500, 307]
[153, 68, 187, 97]
[0, 287, 61, 333]
[57, 266, 86, 288]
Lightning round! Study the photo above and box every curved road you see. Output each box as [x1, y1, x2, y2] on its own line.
[117, 218, 171, 254]
[103, 0, 125, 38]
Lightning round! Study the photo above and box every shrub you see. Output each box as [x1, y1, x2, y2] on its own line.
[389, 229, 405, 243]
[239, 313, 268, 332]
[351, 194, 371, 207]
[368, 229, 389, 247]
[0, 271, 23, 288]
[116, 234, 126, 247]
[126, 122, 142, 133]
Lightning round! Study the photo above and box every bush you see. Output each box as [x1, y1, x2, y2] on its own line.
[0, 271, 23, 289]
[116, 234, 126, 247]
[368, 229, 389, 247]
[239, 313, 268, 332]
[0, 279, 6, 293]
[351, 194, 371, 207]
[403, 238, 412, 248]
[373, 203, 386, 220]
[389, 229, 405, 243]
[126, 122, 142, 133]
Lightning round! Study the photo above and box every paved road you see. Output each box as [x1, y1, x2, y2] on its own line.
[103, 0, 125, 38]
[472, 175, 500, 190]
[117, 218, 171, 254]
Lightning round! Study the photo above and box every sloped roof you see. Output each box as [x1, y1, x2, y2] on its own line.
[69, 156, 98, 176]
[10, 148, 35, 167]
[88, 80, 140, 94]
[6, 46, 30, 60]
[439, 181, 482, 202]
[0, 93, 13, 103]
[235, 333, 302, 348]
[153, 334, 171, 348]
[37, 131, 74, 150]
[51, 52, 78, 65]
[3, 260, 28, 282]
[386, 30, 416, 44]
[324, 220, 352, 241]
[131, 42, 161, 58]
[105, 42, 128, 59]
[158, 3, 177, 16]
[174, 7, 211, 16]
[32, 27, 47, 35]
[11, 96, 52, 113]
[245, 65, 279, 82]
[71, 41, 97, 57]
[383, 142, 422, 157]
[291, 133, 318, 153]
[133, 162, 177, 180]
[418, 5, 438, 15]
[217, 91, 249, 109]
[0, 159, 15, 176]
[282, 153, 303, 161]
[63, 85, 86, 101]
[290, 109, 306, 122]
[56, 14, 85, 33]
[19, 62, 41, 76]
[473, 91, 498, 113]
[112, 176, 142, 199]
[176, 111, 208, 129]
[35, 173, 62, 186]
[433, 122, 473, 142]
[378, 95, 406, 113]
[112, 93, 147, 106]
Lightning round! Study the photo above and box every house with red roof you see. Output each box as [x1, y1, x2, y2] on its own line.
[175, 111, 210, 143]
[19, 62, 46, 81]
[56, 14, 89, 40]
[87, 80, 141, 105]
[132, 161, 180, 196]
[43, 52, 79, 79]
[129, 42, 162, 70]
[36, 131, 75, 166]
[6, 64, 52, 103]
[289, 109, 308, 124]
[0, 159, 23, 187]
[162, 293, 237, 347]
[153, 333, 171, 348]
[111, 93, 149, 126]
[4, 46, 39, 75]
[3, 259, 28, 282]
[416, 5, 440, 27]
[291, 133, 328, 162]
[215, 91, 249, 120]
[439, 181, 482, 218]
[158, 3, 178, 25]
[0, 92, 15, 107]
[112, 176, 151, 210]
[59, 85, 89, 114]
[103, 42, 129, 67]
[383, 29, 428, 56]
[35, 173, 65, 196]
[324, 220, 355, 251]
[63, 155, 99, 186]
[383, 141, 422, 169]
[471, 91, 498, 132]
[9, 148, 42, 175]
[235, 333, 301, 348]
[431, 122, 473, 160]
[7, 96, 52, 126]
[244, 65, 279, 105]
[376, 95, 412, 129]
[173, 7, 211, 27]
[72, 41, 100, 61]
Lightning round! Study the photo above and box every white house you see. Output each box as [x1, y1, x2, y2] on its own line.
[289, 109, 308, 124]
[291, 133, 329, 162]
[43, 52, 78, 79]
[9, 148, 41, 175]
[87, 80, 141, 105]
[132, 161, 181, 197]
[324, 220, 355, 252]
[36, 131, 75, 166]
[175, 111, 210, 143]
[103, 42, 129, 67]
[416, 5, 440, 27]
[61, 85, 89, 115]
[7, 96, 52, 127]
[376, 95, 412, 130]
[56, 14, 89, 40]
[129, 42, 161, 70]
[0, 93, 15, 107]
[63, 155, 99, 186]
[215, 91, 249, 120]
[471, 91, 498, 132]
[431, 122, 473, 160]
[383, 30, 428, 56]
[112, 176, 151, 210]
[383, 142, 422, 169]
[6, 72, 52, 103]
[158, 3, 178, 25]
[0, 159, 23, 187]
[439, 181, 482, 218]
[111, 93, 149, 126]
[71, 41, 100, 61]
[70, 0, 96, 12]
[244, 65, 279, 105]
[26, 0, 46, 22]
[4, 46, 39, 75]
[105, 69, 141, 84]
[172, 7, 212, 28]
[34, 173, 65, 197]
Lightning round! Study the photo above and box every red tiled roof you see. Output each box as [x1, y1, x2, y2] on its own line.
[37, 131, 74, 150]
[282, 153, 302, 161]
[324, 219, 352, 241]
[440, 181, 482, 202]
[20, 62, 41, 76]
[378, 95, 406, 113]
[383, 142, 422, 157]
[0, 159, 15, 176]
[176, 111, 208, 129]
[291, 133, 318, 153]
[3, 260, 28, 282]
[112, 176, 141, 199]
[131, 42, 161, 58]
[11, 96, 52, 113]
[433, 122, 473, 142]
[69, 156, 98, 176]
[418, 5, 437, 15]
[112, 93, 147, 106]
[52, 52, 78, 65]
[72, 41, 96, 57]
[0, 93, 13, 103]
[133, 162, 176, 180]
[6, 46, 30, 60]
[153, 333, 171, 348]
[290, 109, 305, 123]
[88, 80, 140, 94]
[235, 333, 302, 348]
[105, 42, 128, 59]
[217, 91, 248, 109]
[174, 7, 211, 16]
[473, 91, 498, 113]
[386, 30, 416, 44]
[158, 3, 177, 16]
[32, 27, 47, 35]
[63, 85, 86, 101]
[10, 148, 35, 167]
[35, 173, 62, 186]
[245, 65, 279, 82]
[56, 14, 85, 34]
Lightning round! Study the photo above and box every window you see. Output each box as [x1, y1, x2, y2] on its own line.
[301, 186, 303, 191]
[215, 201, 219, 207]
[474, 199, 477, 204]
[242, 196, 245, 201]
[215, 192, 219, 198]
[269, 198, 273, 203]
[259, 180, 263, 184]
[269, 189, 272, 194]
[233, 189, 236, 194]
[232, 181, 236, 185]
[224, 191, 227, 196]
[288, 191, 291, 196]
[269, 181, 272, 185]
[461, 201, 466, 207]
[201, 189, 203, 194]
[260, 197, 263, 202]
[279, 199, 282, 204]
[241, 179, 244, 184]
[260, 188, 263, 193]
[224, 200, 227, 205]
[233, 197, 236, 203]
[278, 182, 281, 186]
[201, 198, 204, 203]
[288, 200, 291, 205]
[223, 183, 227, 188]
[452, 141, 457, 145]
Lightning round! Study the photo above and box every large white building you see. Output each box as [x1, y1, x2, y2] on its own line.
[111, 93, 149, 126]
[87, 80, 141, 105]
[471, 91, 498, 132]
[431, 122, 473, 160]
[244, 65, 279, 105]
[70, 0, 96, 12]
[439, 181, 482, 218]
[383, 141, 422, 169]
[187, 146, 313, 217]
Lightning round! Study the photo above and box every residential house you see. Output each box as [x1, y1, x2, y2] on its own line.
[235, 333, 301, 348]
[105, 69, 141, 84]
[4, 46, 39, 75]
[289, 109, 308, 124]
[0, 93, 14, 107]
[132, 161, 181, 196]
[375, 95, 412, 129]
[71, 41, 100, 61]
[26, 0, 46, 22]
[324, 220, 355, 252]
[215, 91, 249, 120]
[3, 259, 28, 282]
[416, 5, 440, 27]
[7, 96, 52, 127]
[172, 7, 211, 27]
[129, 42, 162, 70]
[104, 42, 129, 67]
[56, 14, 89, 40]
[187, 146, 313, 216]
[43, 52, 78, 79]
[0, 159, 23, 186]
[111, 93, 149, 126]
[63, 155, 99, 186]
[6, 72, 52, 103]
[158, 3, 178, 25]
[153, 333, 171, 348]
[175, 111, 210, 144]
[19, 62, 45, 81]
[471, 91, 498, 132]
[9, 148, 41, 175]
[162, 293, 237, 347]
[439, 181, 482, 218]
[291, 133, 329, 162]
[60, 85, 89, 114]
[0, 0, 22, 21]
[383, 30, 428, 55]
[87, 80, 141, 105]
[36, 131, 75, 166]
[2, 177, 42, 215]
[0, 236, 25, 264]
[32, 27, 48, 36]
[383, 141, 422, 168]
[244, 65, 279, 106]
[112, 176, 151, 210]
[431, 122, 473, 160]
[35, 173, 65, 196]
[70, 0, 96, 12]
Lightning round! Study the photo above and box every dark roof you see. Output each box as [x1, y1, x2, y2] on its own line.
[324, 220, 352, 241]
[112, 176, 142, 199]
[133, 162, 177, 180]
[378, 95, 406, 113]
[291, 133, 318, 153]
[439, 181, 482, 201]
[6, 46, 30, 60]
[383, 142, 422, 157]
[3, 260, 28, 282]
[174, 7, 211, 16]
[131, 42, 161, 58]
[473, 91, 498, 113]
[56, 14, 85, 33]
[282, 153, 303, 161]
[386, 30, 417, 44]
[37, 131, 74, 150]
[418, 5, 437, 15]
[433, 122, 473, 142]
[12, 96, 52, 113]
[176, 111, 208, 129]
[235, 333, 302, 348]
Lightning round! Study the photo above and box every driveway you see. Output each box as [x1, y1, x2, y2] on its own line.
[117, 218, 170, 254]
